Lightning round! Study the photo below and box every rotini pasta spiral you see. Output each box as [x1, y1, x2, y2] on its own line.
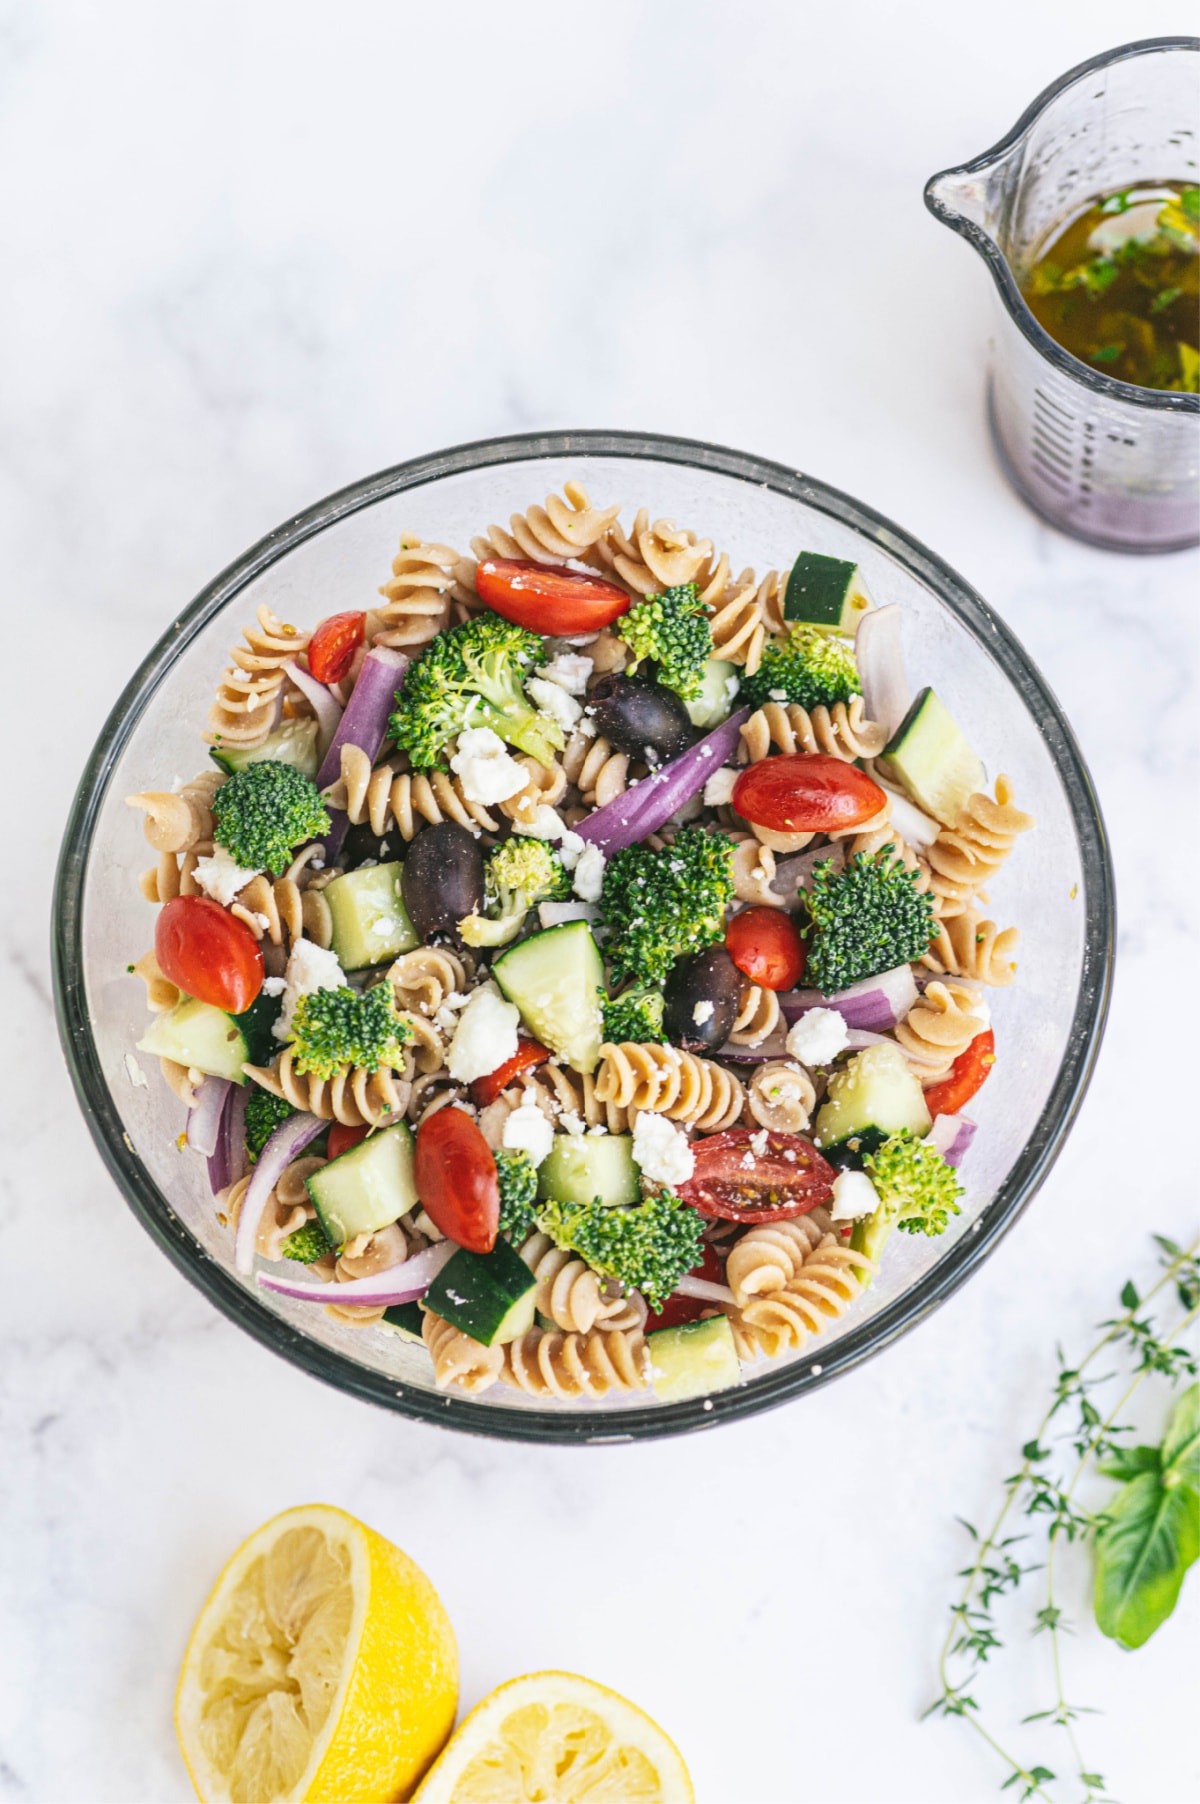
[562, 726, 629, 808]
[595, 1042, 745, 1131]
[388, 946, 471, 1019]
[407, 1070, 467, 1129]
[131, 950, 181, 1012]
[746, 1060, 817, 1133]
[328, 744, 499, 840]
[517, 1233, 645, 1335]
[206, 606, 311, 748]
[593, 510, 714, 594]
[371, 534, 471, 653]
[724, 1230, 874, 1361]
[501, 1325, 649, 1400]
[730, 981, 781, 1047]
[245, 1047, 410, 1126]
[725, 1213, 828, 1309]
[138, 846, 207, 905]
[125, 770, 224, 854]
[471, 483, 620, 567]
[893, 980, 989, 1083]
[925, 776, 1036, 916]
[499, 755, 568, 826]
[159, 1056, 203, 1107]
[729, 838, 782, 907]
[923, 909, 1019, 986]
[738, 696, 887, 765]
[222, 1158, 321, 1261]
[325, 1221, 412, 1325]
[843, 820, 930, 897]
[230, 868, 333, 949]
[705, 564, 766, 672]
[422, 1309, 504, 1393]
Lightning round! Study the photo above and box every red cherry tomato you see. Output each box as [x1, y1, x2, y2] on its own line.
[155, 896, 263, 1015]
[414, 1106, 499, 1254]
[676, 1128, 835, 1222]
[327, 1122, 369, 1162]
[725, 906, 807, 991]
[922, 1029, 996, 1119]
[474, 557, 632, 635]
[732, 754, 886, 835]
[307, 611, 366, 684]
[470, 1038, 551, 1107]
[643, 1243, 726, 1333]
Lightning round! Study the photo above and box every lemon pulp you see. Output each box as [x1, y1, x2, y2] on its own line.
[456, 1700, 665, 1801]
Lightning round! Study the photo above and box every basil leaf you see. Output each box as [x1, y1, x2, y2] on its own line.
[1161, 1382, 1200, 1492]
[1094, 1471, 1200, 1649]
[1097, 1445, 1160, 1481]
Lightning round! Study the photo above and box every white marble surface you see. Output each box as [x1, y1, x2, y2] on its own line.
[2, 4, 1198, 1801]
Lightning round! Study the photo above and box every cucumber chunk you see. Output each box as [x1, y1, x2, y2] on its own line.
[138, 997, 249, 1084]
[380, 1301, 425, 1343]
[878, 687, 985, 829]
[305, 1120, 417, 1246]
[684, 659, 740, 729]
[785, 552, 873, 635]
[232, 990, 284, 1066]
[537, 1133, 640, 1209]
[424, 1239, 537, 1346]
[323, 862, 418, 970]
[814, 1042, 930, 1162]
[210, 718, 320, 779]
[492, 921, 605, 1074]
[647, 1315, 741, 1402]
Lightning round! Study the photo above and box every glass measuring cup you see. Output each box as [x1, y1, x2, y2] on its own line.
[926, 37, 1199, 554]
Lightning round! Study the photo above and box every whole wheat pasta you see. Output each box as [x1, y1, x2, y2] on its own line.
[245, 1047, 410, 1127]
[126, 770, 224, 854]
[595, 1042, 745, 1131]
[730, 982, 781, 1047]
[926, 776, 1036, 916]
[230, 870, 333, 949]
[923, 909, 1020, 986]
[370, 534, 471, 653]
[725, 1233, 875, 1360]
[746, 1061, 817, 1134]
[706, 566, 766, 672]
[131, 951, 181, 1013]
[593, 509, 714, 594]
[562, 726, 630, 807]
[893, 981, 989, 1083]
[499, 755, 569, 826]
[470, 482, 620, 568]
[501, 1325, 649, 1400]
[328, 744, 498, 841]
[388, 946, 471, 1019]
[422, 1310, 504, 1393]
[517, 1233, 645, 1335]
[407, 1070, 467, 1129]
[325, 1221, 411, 1326]
[730, 838, 782, 906]
[739, 696, 887, 765]
[726, 1214, 829, 1309]
[206, 606, 311, 748]
[520, 1063, 630, 1135]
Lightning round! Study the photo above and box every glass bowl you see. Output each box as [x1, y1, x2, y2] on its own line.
[53, 431, 1114, 1443]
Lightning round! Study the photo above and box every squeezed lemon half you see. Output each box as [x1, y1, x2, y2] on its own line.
[412, 1670, 693, 1804]
[175, 1503, 457, 1804]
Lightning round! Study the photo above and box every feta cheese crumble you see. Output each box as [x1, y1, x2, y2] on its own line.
[830, 1168, 880, 1222]
[631, 1111, 695, 1189]
[273, 940, 347, 1043]
[702, 767, 739, 808]
[192, 843, 262, 908]
[786, 1006, 850, 1067]
[571, 842, 607, 903]
[536, 652, 593, 695]
[445, 984, 520, 1084]
[526, 676, 583, 732]
[449, 726, 528, 805]
[502, 1100, 555, 1168]
[692, 999, 714, 1026]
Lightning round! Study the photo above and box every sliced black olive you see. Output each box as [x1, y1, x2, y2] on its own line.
[340, 819, 399, 870]
[588, 675, 695, 763]
[400, 820, 484, 947]
[662, 944, 742, 1052]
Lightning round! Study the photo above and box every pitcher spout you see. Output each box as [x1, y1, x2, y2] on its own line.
[924, 150, 1018, 250]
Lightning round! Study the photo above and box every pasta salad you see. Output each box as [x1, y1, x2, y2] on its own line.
[126, 483, 1035, 1406]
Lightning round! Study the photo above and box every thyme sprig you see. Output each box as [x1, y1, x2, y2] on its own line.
[927, 1234, 1200, 1802]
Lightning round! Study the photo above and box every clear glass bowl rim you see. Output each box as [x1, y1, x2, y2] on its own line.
[923, 34, 1200, 417]
[52, 429, 1115, 1445]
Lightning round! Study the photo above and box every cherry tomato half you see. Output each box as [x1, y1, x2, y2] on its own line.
[307, 610, 366, 684]
[732, 754, 885, 835]
[414, 1106, 499, 1254]
[922, 1028, 996, 1119]
[470, 1037, 551, 1107]
[327, 1122, 369, 1162]
[643, 1243, 726, 1333]
[725, 906, 807, 991]
[474, 557, 632, 635]
[676, 1128, 835, 1222]
[155, 896, 263, 1015]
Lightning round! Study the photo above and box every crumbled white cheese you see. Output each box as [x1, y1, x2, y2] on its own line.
[261, 975, 287, 997]
[577, 714, 598, 738]
[769, 687, 788, 702]
[450, 726, 528, 805]
[558, 1109, 586, 1137]
[572, 842, 607, 903]
[502, 1101, 555, 1167]
[537, 652, 593, 695]
[526, 676, 583, 732]
[514, 804, 565, 841]
[830, 1169, 880, 1222]
[724, 675, 741, 704]
[274, 940, 347, 1042]
[786, 1007, 850, 1068]
[702, 767, 739, 808]
[123, 1053, 148, 1089]
[192, 843, 262, 908]
[445, 984, 520, 1083]
[692, 999, 715, 1026]
[748, 1128, 770, 1157]
[632, 1111, 695, 1188]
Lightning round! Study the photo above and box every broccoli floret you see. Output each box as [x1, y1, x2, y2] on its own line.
[536, 1186, 706, 1309]
[740, 623, 861, 713]
[599, 825, 735, 987]
[804, 849, 935, 992]
[289, 984, 412, 1080]
[244, 1088, 297, 1160]
[281, 1220, 333, 1263]
[460, 838, 572, 948]
[495, 1148, 539, 1241]
[601, 984, 665, 1044]
[851, 1130, 963, 1266]
[388, 611, 563, 770]
[616, 583, 713, 700]
[212, 761, 330, 874]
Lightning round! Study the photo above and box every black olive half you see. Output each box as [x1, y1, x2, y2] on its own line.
[400, 820, 484, 947]
[588, 674, 694, 764]
[341, 819, 399, 870]
[662, 944, 743, 1052]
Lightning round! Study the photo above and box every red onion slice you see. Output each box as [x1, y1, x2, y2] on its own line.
[258, 1239, 455, 1307]
[716, 1030, 791, 1063]
[574, 708, 751, 855]
[672, 1274, 736, 1306]
[855, 604, 909, 740]
[928, 1113, 978, 1167]
[224, 1083, 250, 1190]
[845, 1029, 894, 1050]
[769, 842, 845, 904]
[187, 1076, 229, 1160]
[235, 1110, 326, 1275]
[284, 660, 343, 756]
[779, 964, 918, 1031]
[316, 646, 410, 863]
[875, 782, 940, 852]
